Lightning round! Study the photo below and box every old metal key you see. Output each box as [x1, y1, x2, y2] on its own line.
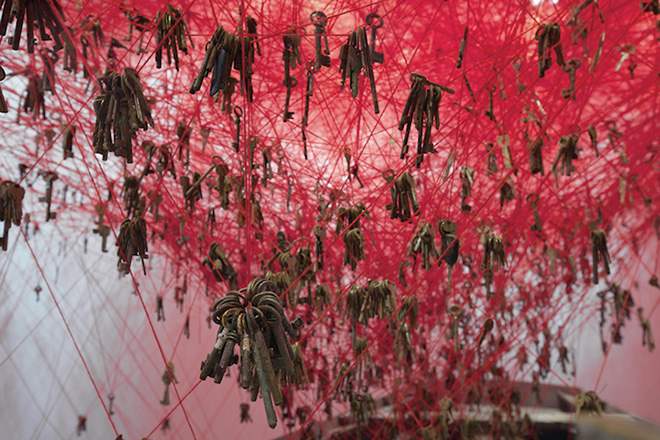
[365, 13, 384, 64]
[311, 11, 331, 69]
[39, 171, 58, 222]
[561, 58, 581, 100]
[232, 106, 242, 152]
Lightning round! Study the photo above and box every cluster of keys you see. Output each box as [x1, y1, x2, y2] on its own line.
[409, 220, 460, 287]
[336, 203, 369, 270]
[92, 68, 154, 163]
[399, 73, 454, 167]
[338, 13, 383, 114]
[345, 279, 397, 328]
[0, 0, 66, 53]
[116, 217, 148, 275]
[535, 22, 565, 78]
[382, 170, 420, 221]
[155, 3, 193, 71]
[481, 230, 506, 296]
[200, 277, 306, 429]
[0, 180, 25, 251]
[190, 22, 258, 102]
[590, 228, 611, 284]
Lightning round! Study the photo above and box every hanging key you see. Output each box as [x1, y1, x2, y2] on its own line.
[512, 57, 526, 93]
[0, 180, 25, 251]
[590, 228, 611, 284]
[232, 106, 242, 152]
[200, 126, 211, 154]
[358, 26, 380, 114]
[484, 85, 496, 121]
[310, 11, 331, 69]
[527, 193, 542, 233]
[0, 65, 8, 113]
[460, 167, 474, 212]
[365, 13, 384, 65]
[456, 26, 468, 69]
[561, 58, 581, 100]
[176, 213, 190, 246]
[283, 77, 297, 121]
[438, 220, 459, 293]
[588, 125, 598, 157]
[39, 171, 58, 222]
[615, 44, 636, 72]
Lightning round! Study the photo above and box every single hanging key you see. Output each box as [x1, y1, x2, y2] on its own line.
[358, 26, 380, 114]
[438, 220, 460, 293]
[39, 171, 58, 222]
[365, 13, 384, 64]
[310, 11, 331, 70]
[283, 77, 297, 121]
[561, 58, 581, 100]
[590, 228, 611, 284]
[232, 106, 242, 152]
[527, 193, 542, 232]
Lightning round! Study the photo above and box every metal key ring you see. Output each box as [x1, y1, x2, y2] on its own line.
[233, 106, 243, 118]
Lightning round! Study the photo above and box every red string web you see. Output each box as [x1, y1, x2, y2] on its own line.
[2, 0, 660, 438]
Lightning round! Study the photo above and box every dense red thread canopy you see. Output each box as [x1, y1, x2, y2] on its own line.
[2, 0, 660, 438]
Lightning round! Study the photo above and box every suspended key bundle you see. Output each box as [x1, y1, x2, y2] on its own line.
[0, 180, 25, 251]
[92, 68, 154, 163]
[190, 24, 257, 101]
[200, 277, 306, 429]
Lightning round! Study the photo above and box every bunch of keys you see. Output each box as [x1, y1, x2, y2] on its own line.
[92, 68, 154, 163]
[410, 221, 440, 271]
[200, 278, 305, 429]
[0, 0, 66, 53]
[398, 73, 454, 167]
[343, 227, 365, 270]
[535, 22, 565, 78]
[0, 180, 25, 251]
[551, 133, 580, 184]
[481, 231, 506, 296]
[393, 320, 414, 366]
[116, 217, 149, 275]
[363, 280, 396, 322]
[313, 284, 332, 315]
[338, 20, 381, 114]
[590, 228, 611, 284]
[155, 3, 193, 71]
[189, 24, 255, 101]
[180, 172, 203, 214]
[121, 175, 141, 218]
[22, 74, 46, 121]
[382, 170, 420, 221]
